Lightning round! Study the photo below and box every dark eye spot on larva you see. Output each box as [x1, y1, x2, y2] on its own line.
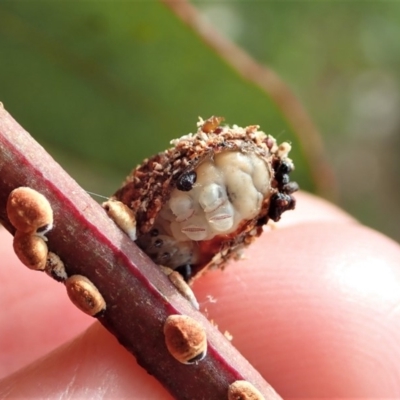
[176, 171, 197, 192]
[282, 181, 299, 194]
[154, 238, 163, 248]
[275, 161, 292, 179]
[150, 229, 159, 237]
[161, 252, 171, 263]
[280, 174, 290, 185]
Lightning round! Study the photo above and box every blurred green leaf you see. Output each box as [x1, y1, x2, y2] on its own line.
[0, 1, 312, 196]
[1, 1, 399, 241]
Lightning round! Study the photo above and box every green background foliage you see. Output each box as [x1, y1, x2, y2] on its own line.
[0, 1, 398, 241]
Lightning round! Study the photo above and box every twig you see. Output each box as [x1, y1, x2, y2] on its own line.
[0, 104, 281, 400]
[162, 0, 337, 199]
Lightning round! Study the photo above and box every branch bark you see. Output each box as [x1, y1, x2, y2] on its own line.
[0, 104, 281, 400]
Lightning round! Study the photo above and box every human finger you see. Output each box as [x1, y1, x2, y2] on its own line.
[194, 221, 400, 398]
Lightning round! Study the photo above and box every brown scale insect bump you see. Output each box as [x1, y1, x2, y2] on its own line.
[45, 252, 68, 282]
[102, 199, 137, 241]
[228, 380, 265, 400]
[13, 231, 48, 271]
[7, 187, 53, 234]
[161, 267, 199, 310]
[163, 314, 207, 364]
[65, 275, 106, 316]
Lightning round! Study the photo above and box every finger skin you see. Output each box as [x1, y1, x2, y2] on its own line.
[194, 222, 400, 398]
[0, 323, 173, 399]
[0, 230, 93, 379]
[1, 192, 400, 398]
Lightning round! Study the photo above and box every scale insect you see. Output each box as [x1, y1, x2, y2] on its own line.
[104, 116, 298, 286]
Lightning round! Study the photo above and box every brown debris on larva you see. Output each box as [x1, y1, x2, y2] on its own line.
[7, 187, 53, 235]
[200, 116, 225, 133]
[163, 314, 207, 364]
[65, 275, 106, 316]
[13, 231, 48, 271]
[111, 116, 298, 283]
[227, 380, 265, 400]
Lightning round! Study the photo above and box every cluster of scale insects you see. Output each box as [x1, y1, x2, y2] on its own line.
[5, 116, 298, 400]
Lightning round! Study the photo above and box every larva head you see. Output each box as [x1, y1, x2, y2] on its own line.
[114, 117, 297, 282]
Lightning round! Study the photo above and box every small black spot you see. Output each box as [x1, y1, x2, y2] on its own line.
[279, 193, 292, 207]
[276, 161, 292, 176]
[280, 174, 290, 185]
[154, 238, 163, 248]
[150, 229, 159, 237]
[175, 264, 193, 282]
[186, 350, 207, 364]
[161, 252, 171, 263]
[49, 270, 65, 283]
[268, 193, 295, 221]
[94, 308, 106, 318]
[219, 141, 227, 148]
[37, 223, 52, 235]
[176, 171, 197, 191]
[282, 181, 299, 194]
[256, 215, 268, 226]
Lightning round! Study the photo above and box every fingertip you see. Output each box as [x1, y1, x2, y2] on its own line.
[0, 228, 93, 378]
[0, 323, 173, 399]
[193, 222, 400, 397]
